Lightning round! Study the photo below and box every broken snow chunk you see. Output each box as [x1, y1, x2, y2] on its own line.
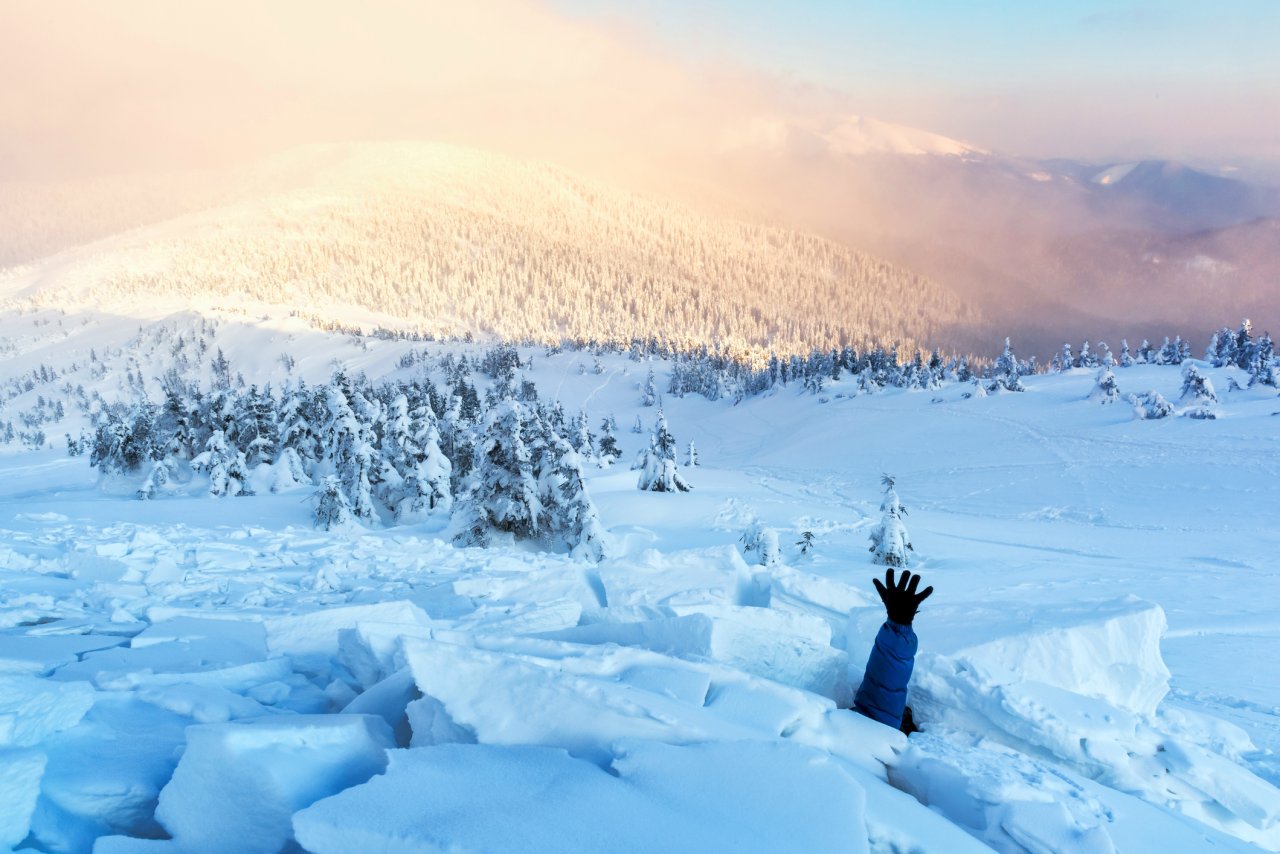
[0, 747, 47, 850]
[541, 604, 848, 699]
[294, 740, 869, 854]
[130, 616, 267, 655]
[154, 714, 393, 854]
[0, 632, 127, 676]
[337, 621, 437, 689]
[264, 601, 430, 661]
[0, 675, 96, 746]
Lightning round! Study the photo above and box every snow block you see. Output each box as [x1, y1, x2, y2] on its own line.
[335, 620, 437, 690]
[0, 747, 47, 850]
[401, 638, 824, 761]
[848, 597, 1171, 717]
[540, 604, 848, 698]
[130, 616, 267, 655]
[0, 633, 126, 676]
[30, 696, 189, 850]
[264, 601, 430, 668]
[295, 740, 869, 854]
[0, 674, 96, 747]
[154, 714, 394, 854]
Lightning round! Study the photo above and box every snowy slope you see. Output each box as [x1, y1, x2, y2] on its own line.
[0, 142, 976, 358]
[0, 324, 1278, 851]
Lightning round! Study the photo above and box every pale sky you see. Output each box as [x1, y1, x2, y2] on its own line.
[1, 0, 1277, 180]
[554, 0, 1280, 165]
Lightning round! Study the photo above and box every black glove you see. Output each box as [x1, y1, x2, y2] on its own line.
[873, 569, 933, 626]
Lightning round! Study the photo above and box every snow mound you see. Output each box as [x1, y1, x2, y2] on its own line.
[0, 674, 96, 746]
[295, 740, 869, 854]
[153, 714, 393, 853]
[847, 597, 1171, 717]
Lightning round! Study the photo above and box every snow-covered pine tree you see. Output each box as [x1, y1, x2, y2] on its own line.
[1179, 363, 1218, 405]
[632, 414, 644, 434]
[869, 474, 913, 568]
[136, 458, 177, 500]
[460, 399, 541, 544]
[1099, 343, 1115, 370]
[313, 475, 355, 530]
[1233, 319, 1254, 369]
[269, 447, 310, 492]
[642, 367, 657, 407]
[1058, 343, 1073, 373]
[1090, 368, 1120, 404]
[1119, 340, 1134, 368]
[321, 376, 379, 523]
[637, 410, 691, 492]
[571, 410, 596, 462]
[686, 440, 698, 467]
[538, 433, 607, 561]
[740, 522, 781, 567]
[597, 415, 621, 465]
[1137, 339, 1154, 364]
[1076, 341, 1094, 369]
[1248, 333, 1277, 388]
[987, 338, 1026, 392]
[396, 401, 453, 523]
[191, 429, 252, 497]
[1130, 391, 1174, 420]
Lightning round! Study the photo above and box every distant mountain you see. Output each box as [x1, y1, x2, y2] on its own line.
[0, 143, 978, 357]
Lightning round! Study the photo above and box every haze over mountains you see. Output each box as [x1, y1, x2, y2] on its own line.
[1, 117, 1277, 360]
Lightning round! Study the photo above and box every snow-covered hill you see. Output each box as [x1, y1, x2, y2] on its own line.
[1, 322, 1279, 851]
[0, 143, 977, 359]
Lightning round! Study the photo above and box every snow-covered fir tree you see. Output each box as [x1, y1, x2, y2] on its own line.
[637, 410, 691, 492]
[538, 433, 607, 561]
[313, 475, 355, 530]
[1130, 391, 1174, 420]
[741, 522, 781, 567]
[869, 474, 913, 568]
[458, 399, 541, 544]
[686, 440, 698, 467]
[1119, 340, 1134, 368]
[597, 415, 621, 465]
[987, 338, 1026, 393]
[396, 401, 453, 522]
[1179, 363, 1218, 405]
[1059, 343, 1073, 372]
[136, 458, 177, 500]
[191, 429, 252, 497]
[1089, 368, 1120, 404]
[1248, 333, 1276, 388]
[642, 367, 657, 406]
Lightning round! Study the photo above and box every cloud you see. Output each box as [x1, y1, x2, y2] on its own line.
[0, 0, 769, 182]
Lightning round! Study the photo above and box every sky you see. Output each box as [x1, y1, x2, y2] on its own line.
[554, 0, 1280, 166]
[0, 0, 1277, 181]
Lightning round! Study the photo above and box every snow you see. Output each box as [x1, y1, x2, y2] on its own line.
[0, 332, 1277, 851]
[153, 714, 393, 853]
[294, 740, 871, 854]
[0, 747, 46, 850]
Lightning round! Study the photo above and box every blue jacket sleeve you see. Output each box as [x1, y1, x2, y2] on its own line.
[853, 620, 918, 728]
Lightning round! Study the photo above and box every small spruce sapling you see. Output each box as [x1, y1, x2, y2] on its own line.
[869, 475, 913, 567]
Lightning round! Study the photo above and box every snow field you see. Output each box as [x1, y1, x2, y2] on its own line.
[0, 335, 1277, 851]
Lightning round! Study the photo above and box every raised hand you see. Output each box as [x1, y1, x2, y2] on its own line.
[872, 569, 933, 626]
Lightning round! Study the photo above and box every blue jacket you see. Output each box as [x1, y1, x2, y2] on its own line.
[853, 620, 917, 728]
